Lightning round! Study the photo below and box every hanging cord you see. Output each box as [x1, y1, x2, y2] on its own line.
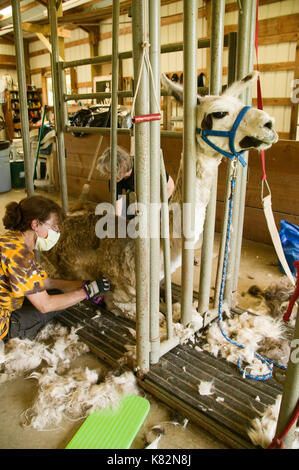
[218, 159, 287, 381]
[131, 40, 161, 123]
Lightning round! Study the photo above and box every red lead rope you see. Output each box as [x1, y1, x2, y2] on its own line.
[283, 261, 299, 322]
[255, 0, 267, 182]
[267, 400, 299, 449]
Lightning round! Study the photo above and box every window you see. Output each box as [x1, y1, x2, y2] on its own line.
[46, 73, 71, 106]
[46, 76, 53, 106]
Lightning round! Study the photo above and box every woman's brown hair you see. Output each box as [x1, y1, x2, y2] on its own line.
[3, 195, 65, 232]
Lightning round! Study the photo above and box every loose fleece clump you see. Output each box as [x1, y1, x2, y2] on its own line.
[198, 380, 214, 396]
[248, 278, 296, 320]
[0, 323, 89, 383]
[248, 395, 282, 448]
[203, 312, 288, 371]
[22, 369, 139, 431]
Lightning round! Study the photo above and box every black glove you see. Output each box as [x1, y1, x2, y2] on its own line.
[83, 277, 110, 300]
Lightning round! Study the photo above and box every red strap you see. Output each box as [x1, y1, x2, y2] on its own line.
[132, 113, 161, 124]
[267, 400, 299, 449]
[255, 1, 267, 181]
[283, 260, 299, 322]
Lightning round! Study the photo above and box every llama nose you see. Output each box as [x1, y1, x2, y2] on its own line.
[264, 120, 273, 130]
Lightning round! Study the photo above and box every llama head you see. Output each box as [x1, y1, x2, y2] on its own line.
[161, 71, 278, 162]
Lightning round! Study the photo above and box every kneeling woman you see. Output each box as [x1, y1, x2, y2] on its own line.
[0, 195, 110, 341]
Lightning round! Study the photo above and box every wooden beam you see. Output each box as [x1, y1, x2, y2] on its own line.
[253, 61, 295, 72]
[35, 32, 64, 61]
[0, 37, 14, 45]
[252, 97, 292, 106]
[29, 37, 90, 58]
[22, 22, 71, 38]
[0, 54, 16, 66]
[30, 66, 52, 75]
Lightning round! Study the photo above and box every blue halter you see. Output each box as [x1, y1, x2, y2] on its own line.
[196, 105, 251, 167]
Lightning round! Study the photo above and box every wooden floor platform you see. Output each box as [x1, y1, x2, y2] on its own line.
[56, 292, 285, 449]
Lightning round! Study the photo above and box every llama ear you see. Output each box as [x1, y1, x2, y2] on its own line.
[222, 70, 259, 97]
[161, 73, 183, 104]
[161, 73, 202, 105]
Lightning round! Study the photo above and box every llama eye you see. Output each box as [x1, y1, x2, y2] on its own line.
[212, 112, 229, 119]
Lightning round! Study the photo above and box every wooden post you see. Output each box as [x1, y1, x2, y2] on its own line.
[290, 39, 299, 140]
[57, 2, 65, 60]
[23, 38, 30, 85]
[70, 67, 78, 95]
[89, 26, 101, 94]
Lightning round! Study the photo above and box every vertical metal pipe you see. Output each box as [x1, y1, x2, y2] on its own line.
[149, 0, 161, 364]
[132, 0, 150, 374]
[233, 0, 257, 293]
[275, 311, 299, 448]
[160, 151, 173, 341]
[110, 0, 120, 209]
[198, 0, 225, 314]
[214, 32, 237, 307]
[58, 62, 67, 130]
[48, 0, 69, 213]
[11, 0, 34, 196]
[224, 0, 251, 306]
[181, 0, 197, 326]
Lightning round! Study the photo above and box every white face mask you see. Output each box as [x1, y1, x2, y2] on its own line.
[35, 228, 60, 251]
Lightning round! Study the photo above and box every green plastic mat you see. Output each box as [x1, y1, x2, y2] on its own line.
[66, 394, 150, 449]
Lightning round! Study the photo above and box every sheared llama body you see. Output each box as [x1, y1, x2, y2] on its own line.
[41, 71, 278, 319]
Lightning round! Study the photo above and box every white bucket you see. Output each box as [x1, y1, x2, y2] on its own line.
[0, 141, 11, 193]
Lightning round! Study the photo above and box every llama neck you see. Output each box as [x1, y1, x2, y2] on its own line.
[168, 150, 221, 263]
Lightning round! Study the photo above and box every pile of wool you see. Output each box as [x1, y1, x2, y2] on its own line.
[37, 323, 89, 373]
[22, 368, 139, 431]
[0, 337, 47, 383]
[159, 301, 203, 344]
[203, 311, 288, 372]
[248, 395, 282, 448]
[0, 323, 89, 383]
[247, 278, 297, 323]
[248, 394, 299, 448]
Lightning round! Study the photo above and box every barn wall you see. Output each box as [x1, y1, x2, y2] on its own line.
[97, 0, 299, 139]
[63, 133, 299, 246]
[2, 0, 297, 136]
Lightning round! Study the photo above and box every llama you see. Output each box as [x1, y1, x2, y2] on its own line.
[41, 71, 278, 319]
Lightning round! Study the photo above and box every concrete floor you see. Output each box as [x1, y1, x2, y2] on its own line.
[0, 187, 285, 450]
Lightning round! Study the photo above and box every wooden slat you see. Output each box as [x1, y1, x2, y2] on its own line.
[30, 65, 51, 75]
[258, 32, 299, 46]
[0, 54, 16, 66]
[254, 62, 295, 72]
[252, 98, 292, 107]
